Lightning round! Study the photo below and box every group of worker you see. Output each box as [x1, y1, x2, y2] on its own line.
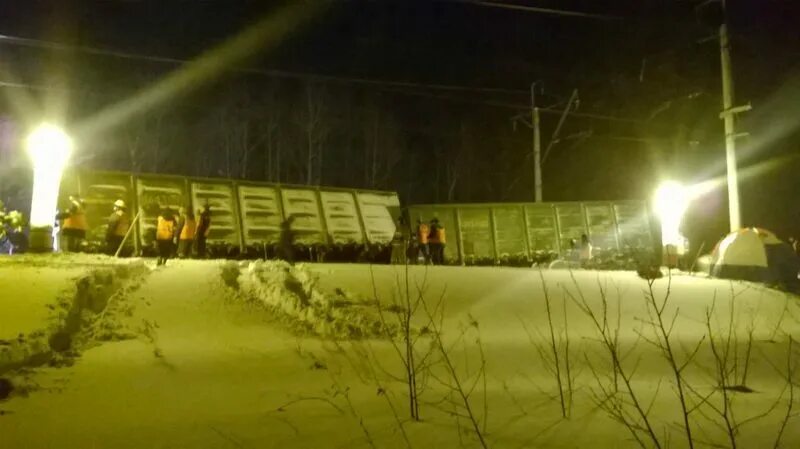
[154, 204, 212, 265]
[409, 217, 446, 265]
[59, 195, 130, 255]
[58, 195, 212, 262]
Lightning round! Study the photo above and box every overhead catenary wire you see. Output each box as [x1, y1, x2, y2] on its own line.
[443, 0, 624, 21]
[0, 77, 657, 126]
[0, 34, 528, 96]
[0, 33, 655, 126]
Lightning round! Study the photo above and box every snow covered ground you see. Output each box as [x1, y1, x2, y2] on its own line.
[1, 256, 799, 448]
[0, 261, 85, 342]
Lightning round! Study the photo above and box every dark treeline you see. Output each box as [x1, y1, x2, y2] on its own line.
[1, 0, 799, 245]
[1, 61, 674, 208]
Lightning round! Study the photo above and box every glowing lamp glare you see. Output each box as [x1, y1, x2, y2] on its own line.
[653, 181, 689, 247]
[27, 124, 72, 228]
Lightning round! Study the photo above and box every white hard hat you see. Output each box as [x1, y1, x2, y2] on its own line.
[114, 200, 126, 208]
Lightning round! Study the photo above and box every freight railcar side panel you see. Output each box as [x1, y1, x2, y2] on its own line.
[320, 191, 364, 244]
[280, 188, 326, 245]
[59, 171, 135, 252]
[238, 185, 283, 245]
[356, 192, 400, 244]
[525, 205, 559, 254]
[458, 207, 494, 259]
[190, 181, 239, 245]
[493, 206, 527, 258]
[555, 204, 587, 251]
[585, 203, 618, 251]
[614, 202, 652, 249]
[135, 176, 188, 249]
[407, 207, 458, 262]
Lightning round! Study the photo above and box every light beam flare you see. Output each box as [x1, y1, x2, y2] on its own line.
[27, 123, 72, 228]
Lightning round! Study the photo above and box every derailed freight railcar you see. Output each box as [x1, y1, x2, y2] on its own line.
[59, 170, 400, 257]
[408, 201, 655, 266]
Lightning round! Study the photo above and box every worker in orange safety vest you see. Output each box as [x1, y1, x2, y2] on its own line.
[156, 207, 177, 266]
[428, 218, 446, 265]
[60, 195, 88, 252]
[416, 219, 430, 265]
[106, 199, 131, 256]
[176, 207, 196, 258]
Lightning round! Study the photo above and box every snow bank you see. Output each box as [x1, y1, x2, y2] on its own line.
[232, 260, 395, 339]
[0, 260, 149, 378]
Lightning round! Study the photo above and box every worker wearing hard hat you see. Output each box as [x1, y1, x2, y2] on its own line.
[176, 207, 196, 258]
[105, 199, 131, 256]
[60, 195, 88, 252]
[156, 207, 178, 266]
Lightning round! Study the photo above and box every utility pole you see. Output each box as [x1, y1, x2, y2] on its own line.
[531, 82, 542, 202]
[719, 23, 740, 231]
[718, 5, 750, 232]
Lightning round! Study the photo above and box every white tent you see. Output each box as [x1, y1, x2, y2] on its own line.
[710, 228, 799, 291]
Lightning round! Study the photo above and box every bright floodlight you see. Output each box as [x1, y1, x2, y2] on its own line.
[653, 181, 689, 248]
[26, 124, 72, 249]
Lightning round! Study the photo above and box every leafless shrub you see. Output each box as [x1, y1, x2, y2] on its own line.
[637, 273, 700, 448]
[524, 269, 576, 418]
[569, 272, 796, 449]
[565, 273, 664, 449]
[683, 290, 791, 449]
[771, 337, 798, 449]
[420, 298, 490, 449]
[272, 364, 378, 449]
[370, 263, 440, 421]
[348, 341, 415, 449]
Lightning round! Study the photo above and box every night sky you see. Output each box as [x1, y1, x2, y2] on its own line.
[1, 0, 799, 247]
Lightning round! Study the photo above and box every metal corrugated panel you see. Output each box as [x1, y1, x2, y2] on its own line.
[614, 202, 652, 249]
[190, 181, 240, 245]
[320, 191, 364, 244]
[407, 206, 458, 261]
[524, 204, 559, 253]
[61, 169, 402, 253]
[135, 176, 188, 247]
[59, 171, 135, 251]
[585, 203, 617, 251]
[355, 192, 400, 244]
[238, 185, 283, 245]
[458, 207, 494, 259]
[555, 203, 587, 250]
[493, 205, 527, 258]
[410, 200, 653, 264]
[280, 188, 326, 245]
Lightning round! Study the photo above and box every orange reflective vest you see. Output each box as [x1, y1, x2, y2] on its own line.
[417, 223, 430, 244]
[156, 216, 175, 240]
[63, 206, 88, 231]
[113, 211, 130, 237]
[180, 218, 196, 240]
[436, 227, 446, 245]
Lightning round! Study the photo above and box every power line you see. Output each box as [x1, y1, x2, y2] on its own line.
[0, 33, 654, 125]
[444, 0, 624, 20]
[0, 77, 654, 126]
[0, 34, 528, 96]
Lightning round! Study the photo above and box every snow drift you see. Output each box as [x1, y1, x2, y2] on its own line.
[0, 260, 149, 377]
[231, 260, 395, 339]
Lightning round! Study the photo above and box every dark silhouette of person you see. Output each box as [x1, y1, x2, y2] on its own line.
[278, 215, 296, 264]
[195, 203, 212, 259]
[428, 218, 446, 265]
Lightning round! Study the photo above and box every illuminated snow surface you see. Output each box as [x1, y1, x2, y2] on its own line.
[1, 255, 799, 448]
